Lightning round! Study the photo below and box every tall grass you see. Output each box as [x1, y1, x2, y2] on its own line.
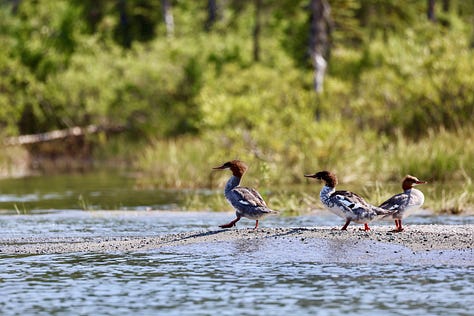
[134, 126, 473, 214]
[135, 136, 219, 189]
[0, 146, 29, 179]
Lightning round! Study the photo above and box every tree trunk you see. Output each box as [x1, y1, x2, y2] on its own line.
[253, 0, 262, 62]
[205, 0, 219, 31]
[308, 0, 331, 93]
[442, 0, 449, 12]
[10, 0, 21, 14]
[117, 0, 131, 48]
[4, 125, 126, 146]
[161, 0, 174, 37]
[427, 0, 436, 22]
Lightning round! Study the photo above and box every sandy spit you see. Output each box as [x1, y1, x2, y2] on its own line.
[0, 225, 472, 255]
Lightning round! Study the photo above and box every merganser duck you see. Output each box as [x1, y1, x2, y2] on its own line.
[379, 175, 427, 232]
[213, 160, 277, 229]
[304, 170, 394, 231]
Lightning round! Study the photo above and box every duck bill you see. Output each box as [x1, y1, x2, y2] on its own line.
[415, 180, 427, 185]
[304, 174, 318, 178]
[212, 164, 228, 170]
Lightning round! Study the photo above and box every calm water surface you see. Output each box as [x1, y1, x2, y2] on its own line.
[0, 173, 472, 315]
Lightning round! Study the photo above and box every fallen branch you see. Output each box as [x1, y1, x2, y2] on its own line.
[4, 124, 126, 146]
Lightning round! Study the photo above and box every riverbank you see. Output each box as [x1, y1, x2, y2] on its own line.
[1, 225, 472, 257]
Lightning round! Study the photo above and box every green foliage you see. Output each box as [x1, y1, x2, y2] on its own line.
[0, 53, 34, 135]
[349, 23, 474, 138]
[1, 0, 473, 139]
[9, 1, 85, 79]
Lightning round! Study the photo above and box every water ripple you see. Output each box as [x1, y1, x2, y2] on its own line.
[0, 212, 472, 315]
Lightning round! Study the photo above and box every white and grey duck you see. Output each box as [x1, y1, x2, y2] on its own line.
[213, 160, 277, 229]
[304, 170, 394, 231]
[379, 175, 427, 232]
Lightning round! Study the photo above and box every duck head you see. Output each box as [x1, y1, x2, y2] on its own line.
[402, 175, 427, 190]
[304, 170, 338, 188]
[213, 160, 248, 178]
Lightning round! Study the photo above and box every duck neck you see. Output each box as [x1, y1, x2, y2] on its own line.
[320, 185, 335, 205]
[408, 187, 423, 197]
[225, 175, 241, 194]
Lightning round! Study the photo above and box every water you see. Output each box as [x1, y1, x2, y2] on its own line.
[0, 172, 182, 212]
[0, 173, 473, 315]
[1, 247, 472, 316]
[0, 228, 472, 316]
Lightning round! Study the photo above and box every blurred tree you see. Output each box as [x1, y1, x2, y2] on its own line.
[8, 0, 21, 13]
[205, 0, 219, 31]
[442, 0, 449, 12]
[308, 0, 332, 92]
[253, 0, 262, 62]
[428, 0, 436, 22]
[161, 0, 174, 37]
[116, 0, 131, 48]
[72, 0, 160, 48]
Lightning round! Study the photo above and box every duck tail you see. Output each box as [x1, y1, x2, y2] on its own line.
[374, 206, 396, 217]
[266, 208, 279, 214]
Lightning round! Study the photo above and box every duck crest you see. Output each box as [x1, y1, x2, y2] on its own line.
[317, 171, 338, 188]
[228, 160, 248, 178]
[214, 160, 248, 178]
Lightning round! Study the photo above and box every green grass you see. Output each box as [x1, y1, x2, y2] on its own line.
[133, 126, 474, 214]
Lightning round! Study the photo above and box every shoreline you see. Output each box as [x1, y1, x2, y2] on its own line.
[0, 224, 472, 255]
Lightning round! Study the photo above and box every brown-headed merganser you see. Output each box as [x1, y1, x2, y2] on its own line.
[379, 175, 427, 232]
[213, 160, 277, 229]
[304, 170, 394, 231]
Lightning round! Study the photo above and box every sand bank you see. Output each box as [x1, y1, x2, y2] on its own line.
[1, 225, 472, 256]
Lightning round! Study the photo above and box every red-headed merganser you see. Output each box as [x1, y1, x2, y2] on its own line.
[304, 170, 394, 231]
[213, 160, 277, 229]
[379, 175, 427, 232]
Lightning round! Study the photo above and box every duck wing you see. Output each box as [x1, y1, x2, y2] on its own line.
[331, 190, 369, 209]
[231, 186, 268, 208]
[332, 190, 393, 217]
[379, 192, 408, 211]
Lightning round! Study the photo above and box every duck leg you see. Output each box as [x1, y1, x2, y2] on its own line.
[219, 215, 241, 229]
[395, 219, 404, 232]
[359, 223, 370, 231]
[398, 220, 404, 232]
[253, 220, 259, 230]
[341, 219, 351, 230]
[390, 219, 404, 233]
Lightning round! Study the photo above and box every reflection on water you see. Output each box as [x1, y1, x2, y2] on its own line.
[0, 172, 186, 212]
[0, 240, 472, 315]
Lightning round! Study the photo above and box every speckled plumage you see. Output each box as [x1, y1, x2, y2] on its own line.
[214, 160, 277, 229]
[379, 175, 426, 232]
[305, 170, 393, 231]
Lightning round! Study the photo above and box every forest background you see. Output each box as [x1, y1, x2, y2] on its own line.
[0, 0, 473, 213]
